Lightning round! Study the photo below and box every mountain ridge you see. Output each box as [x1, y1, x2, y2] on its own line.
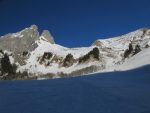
[0, 25, 150, 80]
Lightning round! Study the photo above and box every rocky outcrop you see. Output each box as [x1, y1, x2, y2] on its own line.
[41, 30, 55, 44]
[0, 25, 56, 65]
[0, 25, 150, 80]
[124, 43, 142, 58]
[0, 25, 39, 64]
[79, 47, 100, 63]
[63, 54, 75, 67]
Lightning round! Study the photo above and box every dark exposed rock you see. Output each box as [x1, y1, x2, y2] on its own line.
[63, 54, 75, 67]
[0, 50, 4, 54]
[133, 45, 141, 55]
[124, 43, 142, 58]
[0, 54, 18, 80]
[39, 52, 53, 65]
[145, 44, 149, 48]
[42, 52, 53, 59]
[79, 47, 99, 63]
[23, 51, 28, 56]
[91, 47, 100, 60]
[124, 43, 133, 58]
[1, 54, 13, 74]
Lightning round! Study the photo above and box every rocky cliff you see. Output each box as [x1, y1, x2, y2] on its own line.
[0, 25, 150, 80]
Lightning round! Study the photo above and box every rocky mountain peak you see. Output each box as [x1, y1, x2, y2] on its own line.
[0, 26, 150, 80]
[41, 30, 55, 44]
[0, 25, 41, 65]
[30, 24, 38, 31]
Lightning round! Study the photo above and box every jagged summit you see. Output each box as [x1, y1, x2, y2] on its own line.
[41, 30, 55, 44]
[30, 24, 38, 30]
[0, 24, 55, 43]
[0, 25, 150, 80]
[29, 24, 55, 44]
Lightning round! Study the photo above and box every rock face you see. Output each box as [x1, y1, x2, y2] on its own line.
[0, 25, 39, 64]
[0, 25, 39, 51]
[0, 25, 150, 80]
[41, 30, 55, 44]
[63, 54, 75, 67]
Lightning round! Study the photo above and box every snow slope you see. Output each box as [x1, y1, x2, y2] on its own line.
[1, 65, 150, 113]
[1, 25, 150, 79]
[16, 27, 150, 78]
[116, 47, 150, 70]
[18, 35, 96, 76]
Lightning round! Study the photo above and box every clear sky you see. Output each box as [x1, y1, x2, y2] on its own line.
[0, 0, 150, 47]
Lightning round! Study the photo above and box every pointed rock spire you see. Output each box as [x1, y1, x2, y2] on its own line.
[41, 30, 55, 44]
[30, 25, 38, 31]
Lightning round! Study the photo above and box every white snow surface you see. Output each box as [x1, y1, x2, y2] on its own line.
[18, 36, 95, 75]
[116, 47, 150, 71]
[16, 28, 150, 77]
[95, 29, 146, 50]
[12, 32, 24, 38]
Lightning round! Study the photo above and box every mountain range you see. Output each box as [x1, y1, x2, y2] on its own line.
[0, 25, 150, 80]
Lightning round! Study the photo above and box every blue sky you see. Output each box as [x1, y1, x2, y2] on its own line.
[0, 0, 150, 47]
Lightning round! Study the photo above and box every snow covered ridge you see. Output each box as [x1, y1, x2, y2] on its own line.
[0, 25, 150, 80]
